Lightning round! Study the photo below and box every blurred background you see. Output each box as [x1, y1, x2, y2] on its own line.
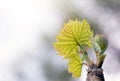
[0, 0, 120, 81]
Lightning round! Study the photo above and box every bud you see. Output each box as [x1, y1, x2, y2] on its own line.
[93, 35, 108, 54]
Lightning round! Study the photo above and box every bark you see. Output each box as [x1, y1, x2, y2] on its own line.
[86, 65, 105, 81]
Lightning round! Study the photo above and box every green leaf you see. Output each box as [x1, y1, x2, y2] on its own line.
[54, 42, 78, 58]
[68, 54, 83, 77]
[54, 19, 93, 58]
[93, 35, 108, 54]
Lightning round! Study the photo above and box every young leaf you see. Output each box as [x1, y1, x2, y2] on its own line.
[54, 19, 93, 58]
[93, 35, 108, 54]
[68, 54, 83, 77]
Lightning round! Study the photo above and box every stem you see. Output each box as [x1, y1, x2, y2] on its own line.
[96, 52, 106, 68]
[82, 52, 91, 63]
[79, 45, 91, 64]
[86, 65, 105, 81]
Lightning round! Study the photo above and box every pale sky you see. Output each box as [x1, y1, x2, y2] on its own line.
[0, 0, 61, 81]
